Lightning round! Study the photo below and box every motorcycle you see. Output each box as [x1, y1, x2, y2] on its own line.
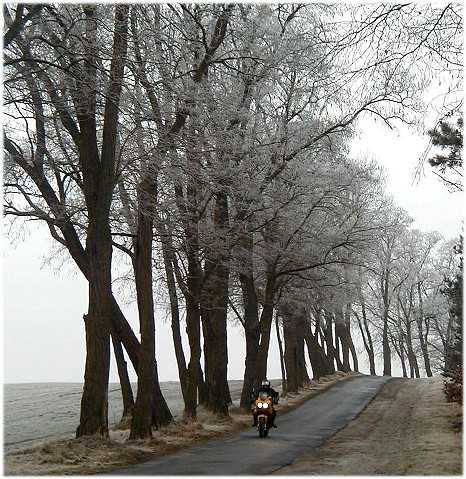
[253, 392, 274, 438]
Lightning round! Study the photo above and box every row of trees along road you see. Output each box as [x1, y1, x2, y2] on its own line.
[3, 4, 463, 439]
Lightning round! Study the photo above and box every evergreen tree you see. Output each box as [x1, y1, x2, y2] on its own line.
[427, 116, 463, 191]
[444, 238, 463, 374]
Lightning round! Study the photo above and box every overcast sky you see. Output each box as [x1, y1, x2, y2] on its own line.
[3, 115, 463, 384]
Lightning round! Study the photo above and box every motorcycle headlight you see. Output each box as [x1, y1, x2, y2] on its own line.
[262, 403, 269, 408]
[257, 402, 263, 408]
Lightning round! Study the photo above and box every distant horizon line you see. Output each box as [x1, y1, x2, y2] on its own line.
[4, 378, 281, 385]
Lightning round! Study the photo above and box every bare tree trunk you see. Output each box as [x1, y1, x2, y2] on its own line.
[335, 310, 351, 372]
[255, 271, 276, 381]
[239, 272, 261, 408]
[201, 314, 211, 403]
[182, 262, 203, 415]
[296, 313, 310, 386]
[305, 329, 334, 379]
[130, 195, 157, 439]
[239, 228, 261, 409]
[197, 363, 208, 405]
[111, 332, 134, 421]
[416, 283, 433, 377]
[151, 366, 173, 426]
[184, 290, 202, 418]
[201, 192, 230, 415]
[158, 223, 190, 404]
[283, 312, 298, 393]
[77, 4, 130, 438]
[405, 321, 420, 378]
[77, 310, 110, 437]
[170, 136, 204, 419]
[77, 112, 119, 438]
[275, 314, 287, 397]
[323, 311, 337, 373]
[382, 269, 392, 376]
[159, 222, 204, 419]
[355, 310, 376, 375]
[400, 340, 408, 378]
[344, 304, 359, 372]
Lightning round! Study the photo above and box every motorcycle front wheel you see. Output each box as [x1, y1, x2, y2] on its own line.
[258, 423, 265, 438]
[258, 422, 268, 438]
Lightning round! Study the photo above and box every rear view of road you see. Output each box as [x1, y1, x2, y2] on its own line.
[108, 375, 389, 475]
[276, 376, 462, 475]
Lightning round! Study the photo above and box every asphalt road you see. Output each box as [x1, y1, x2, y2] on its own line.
[106, 375, 390, 475]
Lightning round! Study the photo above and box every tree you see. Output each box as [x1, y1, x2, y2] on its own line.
[4, 3, 463, 433]
[427, 116, 463, 192]
[3, 4, 158, 435]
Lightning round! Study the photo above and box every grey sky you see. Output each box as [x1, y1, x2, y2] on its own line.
[3, 119, 463, 383]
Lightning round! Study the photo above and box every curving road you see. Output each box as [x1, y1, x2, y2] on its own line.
[106, 375, 390, 475]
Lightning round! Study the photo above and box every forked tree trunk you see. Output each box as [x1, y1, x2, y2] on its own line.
[76, 4, 129, 439]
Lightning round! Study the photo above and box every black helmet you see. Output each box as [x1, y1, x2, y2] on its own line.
[261, 379, 270, 388]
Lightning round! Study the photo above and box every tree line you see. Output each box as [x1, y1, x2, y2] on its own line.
[3, 3, 462, 440]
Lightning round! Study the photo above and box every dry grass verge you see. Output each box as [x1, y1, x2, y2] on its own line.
[4, 372, 357, 475]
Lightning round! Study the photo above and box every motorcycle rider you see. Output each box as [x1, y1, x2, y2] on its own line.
[251, 379, 279, 428]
